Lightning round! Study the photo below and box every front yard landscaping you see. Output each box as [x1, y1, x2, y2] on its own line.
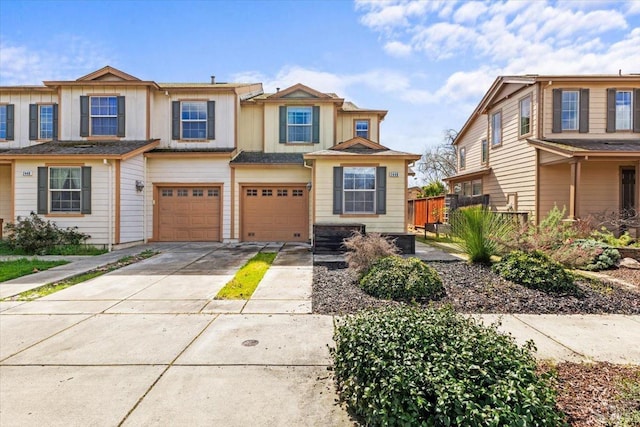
[0, 258, 69, 282]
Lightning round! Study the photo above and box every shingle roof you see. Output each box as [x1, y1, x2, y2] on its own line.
[529, 138, 640, 153]
[150, 148, 235, 153]
[0, 140, 158, 156]
[230, 152, 304, 165]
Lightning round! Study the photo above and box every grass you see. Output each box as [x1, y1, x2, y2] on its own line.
[615, 374, 640, 426]
[215, 252, 277, 299]
[0, 258, 69, 282]
[0, 240, 107, 256]
[4, 250, 159, 301]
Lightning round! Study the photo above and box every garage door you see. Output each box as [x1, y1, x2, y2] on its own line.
[157, 186, 221, 241]
[242, 185, 308, 242]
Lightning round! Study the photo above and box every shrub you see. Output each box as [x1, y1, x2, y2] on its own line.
[591, 227, 638, 248]
[4, 212, 90, 255]
[332, 306, 567, 426]
[360, 256, 444, 301]
[343, 232, 399, 277]
[449, 205, 513, 264]
[492, 250, 578, 295]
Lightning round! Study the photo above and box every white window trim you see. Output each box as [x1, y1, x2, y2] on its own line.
[181, 101, 208, 140]
[287, 106, 313, 143]
[49, 167, 82, 213]
[491, 111, 502, 146]
[39, 104, 54, 140]
[90, 96, 118, 136]
[343, 166, 376, 214]
[519, 95, 532, 137]
[561, 90, 579, 131]
[615, 90, 633, 131]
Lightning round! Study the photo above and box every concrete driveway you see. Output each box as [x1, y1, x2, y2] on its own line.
[0, 243, 353, 427]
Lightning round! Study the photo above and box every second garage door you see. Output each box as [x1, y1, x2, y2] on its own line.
[157, 186, 221, 241]
[242, 185, 309, 242]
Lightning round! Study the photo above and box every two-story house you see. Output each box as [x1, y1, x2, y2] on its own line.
[446, 74, 640, 225]
[0, 66, 419, 247]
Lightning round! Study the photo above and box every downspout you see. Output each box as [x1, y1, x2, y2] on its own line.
[104, 159, 113, 252]
[303, 159, 314, 244]
[143, 155, 148, 243]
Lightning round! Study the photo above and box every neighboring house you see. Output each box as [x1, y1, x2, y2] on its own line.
[446, 74, 640, 224]
[0, 66, 419, 247]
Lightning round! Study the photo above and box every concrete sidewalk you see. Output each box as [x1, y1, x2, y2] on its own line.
[1, 241, 639, 426]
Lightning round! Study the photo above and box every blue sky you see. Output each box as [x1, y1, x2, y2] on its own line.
[1, 0, 639, 183]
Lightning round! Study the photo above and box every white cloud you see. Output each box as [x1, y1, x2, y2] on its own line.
[453, 1, 488, 24]
[383, 40, 413, 57]
[629, 0, 640, 14]
[0, 36, 113, 85]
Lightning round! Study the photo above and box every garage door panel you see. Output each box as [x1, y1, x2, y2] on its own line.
[157, 186, 221, 242]
[242, 186, 308, 242]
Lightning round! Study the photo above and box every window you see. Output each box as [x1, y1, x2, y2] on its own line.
[192, 189, 203, 197]
[208, 189, 219, 197]
[292, 189, 304, 197]
[456, 179, 482, 196]
[287, 107, 312, 142]
[49, 167, 81, 212]
[481, 139, 488, 164]
[0, 105, 6, 139]
[519, 96, 531, 136]
[491, 111, 502, 146]
[246, 189, 257, 197]
[472, 179, 482, 196]
[458, 147, 466, 170]
[616, 90, 632, 131]
[181, 101, 207, 139]
[354, 120, 370, 138]
[91, 96, 118, 135]
[279, 106, 319, 143]
[177, 189, 188, 197]
[39, 105, 54, 139]
[161, 189, 173, 197]
[561, 90, 579, 131]
[262, 189, 273, 196]
[29, 104, 58, 140]
[277, 189, 288, 197]
[343, 167, 376, 214]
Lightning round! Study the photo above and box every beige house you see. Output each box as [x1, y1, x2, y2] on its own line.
[0, 66, 419, 247]
[446, 74, 640, 224]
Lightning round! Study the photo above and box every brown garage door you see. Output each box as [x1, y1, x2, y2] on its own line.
[242, 185, 308, 242]
[157, 186, 221, 241]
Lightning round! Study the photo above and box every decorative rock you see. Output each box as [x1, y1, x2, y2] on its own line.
[618, 257, 640, 269]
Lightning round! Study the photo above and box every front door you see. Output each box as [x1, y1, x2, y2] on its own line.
[621, 167, 636, 233]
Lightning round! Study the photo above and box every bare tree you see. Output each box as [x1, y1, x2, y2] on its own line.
[419, 129, 458, 183]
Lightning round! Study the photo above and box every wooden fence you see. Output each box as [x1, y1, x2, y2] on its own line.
[409, 196, 446, 228]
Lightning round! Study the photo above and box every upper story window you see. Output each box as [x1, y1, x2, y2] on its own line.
[80, 96, 125, 137]
[181, 101, 207, 139]
[606, 89, 640, 133]
[552, 88, 589, 133]
[458, 147, 466, 170]
[29, 104, 58, 140]
[615, 91, 632, 130]
[519, 95, 531, 136]
[491, 111, 502, 146]
[172, 100, 215, 141]
[343, 167, 376, 214]
[355, 119, 370, 139]
[91, 96, 118, 135]
[561, 91, 579, 131]
[481, 139, 488, 164]
[0, 104, 14, 140]
[279, 106, 319, 144]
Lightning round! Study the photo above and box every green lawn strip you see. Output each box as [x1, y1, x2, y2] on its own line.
[4, 250, 158, 301]
[0, 241, 107, 256]
[0, 258, 69, 282]
[215, 252, 277, 300]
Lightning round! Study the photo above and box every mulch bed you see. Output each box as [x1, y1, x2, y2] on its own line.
[314, 260, 640, 426]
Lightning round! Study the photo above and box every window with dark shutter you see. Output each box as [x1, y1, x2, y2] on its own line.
[606, 88, 616, 133]
[29, 104, 38, 140]
[80, 96, 89, 137]
[579, 89, 589, 133]
[207, 100, 215, 140]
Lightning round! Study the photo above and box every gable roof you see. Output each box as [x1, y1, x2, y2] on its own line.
[0, 139, 160, 160]
[76, 66, 141, 82]
[266, 83, 332, 100]
[44, 65, 159, 88]
[330, 136, 388, 151]
[304, 138, 420, 160]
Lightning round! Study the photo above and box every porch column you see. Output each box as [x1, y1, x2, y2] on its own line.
[568, 160, 581, 220]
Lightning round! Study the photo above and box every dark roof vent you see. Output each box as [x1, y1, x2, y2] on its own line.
[211, 75, 215, 84]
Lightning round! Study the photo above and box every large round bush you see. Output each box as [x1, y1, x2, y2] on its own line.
[332, 306, 566, 426]
[492, 250, 577, 294]
[360, 256, 444, 301]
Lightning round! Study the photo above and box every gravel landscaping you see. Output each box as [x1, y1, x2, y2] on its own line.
[313, 260, 640, 315]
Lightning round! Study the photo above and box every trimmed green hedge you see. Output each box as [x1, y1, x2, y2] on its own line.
[360, 256, 444, 301]
[492, 250, 578, 295]
[332, 306, 567, 426]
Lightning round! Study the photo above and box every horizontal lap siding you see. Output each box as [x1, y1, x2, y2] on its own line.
[457, 117, 487, 171]
[0, 91, 57, 149]
[314, 159, 406, 233]
[60, 86, 147, 140]
[542, 81, 640, 139]
[539, 164, 570, 218]
[578, 162, 621, 217]
[233, 167, 311, 240]
[120, 155, 144, 243]
[485, 87, 538, 215]
[147, 158, 231, 240]
[13, 160, 111, 244]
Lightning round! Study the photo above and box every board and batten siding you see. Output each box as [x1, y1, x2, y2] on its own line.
[0, 90, 58, 149]
[542, 81, 640, 139]
[59, 86, 148, 141]
[238, 103, 263, 152]
[146, 157, 232, 240]
[484, 86, 538, 216]
[119, 154, 145, 243]
[336, 114, 380, 143]
[263, 103, 335, 153]
[150, 91, 236, 149]
[232, 167, 311, 241]
[12, 159, 113, 244]
[313, 158, 407, 233]
[0, 165, 11, 230]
